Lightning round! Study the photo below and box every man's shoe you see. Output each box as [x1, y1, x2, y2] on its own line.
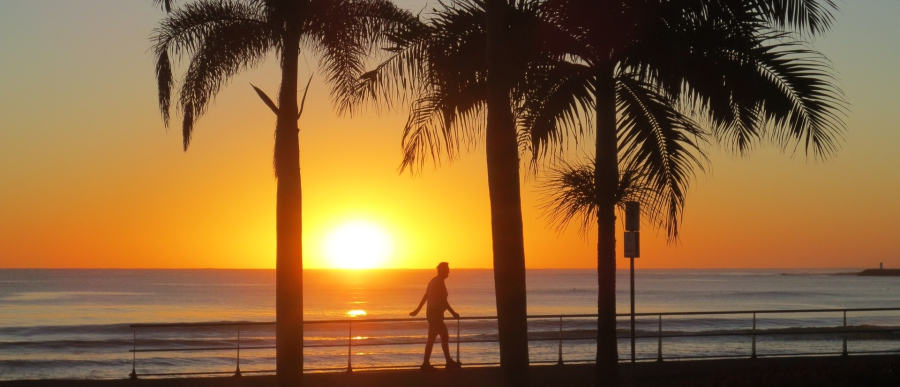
[445, 359, 462, 370]
[420, 362, 436, 372]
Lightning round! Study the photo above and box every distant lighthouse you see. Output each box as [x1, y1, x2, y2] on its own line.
[880, 262, 883, 270]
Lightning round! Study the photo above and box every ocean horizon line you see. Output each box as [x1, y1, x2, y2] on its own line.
[0, 267, 875, 271]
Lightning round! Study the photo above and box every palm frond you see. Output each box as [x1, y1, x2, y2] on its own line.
[303, 1, 370, 114]
[155, 50, 174, 126]
[346, 19, 432, 114]
[362, 0, 491, 173]
[538, 163, 658, 237]
[511, 1, 596, 167]
[399, 89, 487, 174]
[152, 0, 274, 150]
[616, 74, 708, 241]
[152, 0, 272, 59]
[315, 0, 420, 115]
[748, 40, 847, 158]
[538, 161, 598, 236]
[153, 0, 174, 13]
[518, 61, 593, 165]
[751, 0, 838, 35]
[620, 10, 845, 159]
[251, 83, 279, 114]
[357, 0, 588, 174]
[298, 74, 314, 118]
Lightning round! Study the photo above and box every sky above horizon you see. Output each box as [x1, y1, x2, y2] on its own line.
[1, 1, 899, 269]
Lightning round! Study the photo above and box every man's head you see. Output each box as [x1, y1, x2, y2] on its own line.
[437, 262, 450, 278]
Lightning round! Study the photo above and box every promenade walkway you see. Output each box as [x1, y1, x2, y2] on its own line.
[3, 354, 898, 387]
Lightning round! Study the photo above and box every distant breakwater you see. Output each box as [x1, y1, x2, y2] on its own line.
[858, 269, 900, 277]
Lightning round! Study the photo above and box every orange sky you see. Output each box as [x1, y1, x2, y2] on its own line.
[1, 1, 899, 269]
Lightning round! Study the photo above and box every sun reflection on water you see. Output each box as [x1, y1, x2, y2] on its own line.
[346, 309, 367, 317]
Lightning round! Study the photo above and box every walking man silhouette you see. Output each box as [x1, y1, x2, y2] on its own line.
[410, 262, 461, 371]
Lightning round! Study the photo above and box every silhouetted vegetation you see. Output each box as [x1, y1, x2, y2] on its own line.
[534, 0, 847, 383]
[148, 1, 848, 387]
[149, 1, 405, 385]
[341, 1, 582, 383]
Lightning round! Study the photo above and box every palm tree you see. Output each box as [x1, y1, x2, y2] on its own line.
[483, 0, 530, 381]
[529, 0, 846, 383]
[341, 1, 574, 383]
[150, 0, 404, 384]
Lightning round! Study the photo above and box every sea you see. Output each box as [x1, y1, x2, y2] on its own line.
[2, 268, 899, 380]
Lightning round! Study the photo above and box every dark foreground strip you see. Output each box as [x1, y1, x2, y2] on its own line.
[2, 355, 899, 387]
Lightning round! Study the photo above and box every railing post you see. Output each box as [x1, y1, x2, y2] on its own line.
[557, 316, 563, 365]
[347, 321, 353, 372]
[656, 315, 662, 362]
[751, 312, 757, 359]
[129, 330, 137, 380]
[842, 310, 848, 356]
[456, 317, 461, 363]
[234, 327, 242, 377]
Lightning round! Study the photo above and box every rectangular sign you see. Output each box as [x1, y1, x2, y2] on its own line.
[624, 231, 640, 258]
[625, 202, 640, 232]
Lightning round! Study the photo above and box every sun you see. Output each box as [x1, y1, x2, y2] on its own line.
[323, 221, 394, 269]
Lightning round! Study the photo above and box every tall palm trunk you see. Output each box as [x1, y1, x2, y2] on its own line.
[485, 0, 530, 385]
[594, 62, 619, 385]
[275, 24, 303, 387]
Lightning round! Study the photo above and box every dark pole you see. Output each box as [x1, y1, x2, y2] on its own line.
[630, 257, 635, 364]
[624, 201, 640, 384]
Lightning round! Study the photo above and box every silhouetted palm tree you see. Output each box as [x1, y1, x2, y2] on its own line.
[482, 0, 530, 382]
[530, 0, 846, 382]
[341, 1, 572, 383]
[150, 0, 404, 384]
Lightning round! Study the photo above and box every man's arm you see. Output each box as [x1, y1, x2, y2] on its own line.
[446, 303, 459, 319]
[410, 292, 427, 317]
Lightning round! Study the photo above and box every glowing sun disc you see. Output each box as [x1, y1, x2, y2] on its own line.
[323, 221, 393, 269]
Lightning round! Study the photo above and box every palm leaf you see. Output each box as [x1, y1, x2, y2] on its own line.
[518, 61, 593, 165]
[748, 40, 846, 158]
[616, 74, 708, 241]
[322, 0, 422, 114]
[251, 83, 279, 115]
[538, 163, 659, 237]
[538, 161, 598, 235]
[752, 0, 839, 35]
[152, 0, 174, 13]
[152, 0, 274, 150]
[619, 10, 845, 159]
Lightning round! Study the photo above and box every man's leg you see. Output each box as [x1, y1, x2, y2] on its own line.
[424, 322, 438, 363]
[438, 321, 453, 362]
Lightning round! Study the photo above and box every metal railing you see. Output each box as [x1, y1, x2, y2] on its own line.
[127, 307, 900, 378]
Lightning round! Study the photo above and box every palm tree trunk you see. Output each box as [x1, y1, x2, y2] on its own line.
[594, 61, 619, 386]
[275, 25, 303, 387]
[485, 0, 530, 385]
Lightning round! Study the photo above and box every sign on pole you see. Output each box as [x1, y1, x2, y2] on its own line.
[625, 201, 640, 232]
[624, 201, 640, 257]
[624, 231, 640, 258]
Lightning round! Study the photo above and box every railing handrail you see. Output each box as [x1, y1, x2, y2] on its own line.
[125, 306, 900, 378]
[128, 327, 900, 352]
[129, 306, 900, 328]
